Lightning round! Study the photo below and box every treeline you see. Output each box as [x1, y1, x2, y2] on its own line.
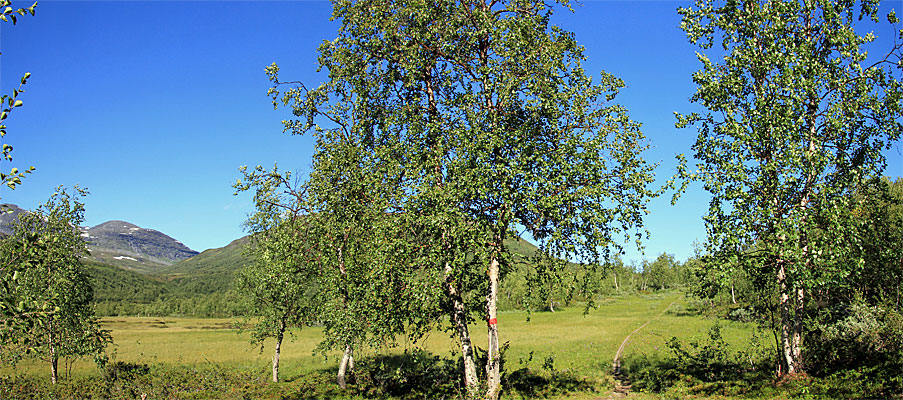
[88, 248, 694, 318]
[87, 262, 250, 318]
[499, 251, 693, 312]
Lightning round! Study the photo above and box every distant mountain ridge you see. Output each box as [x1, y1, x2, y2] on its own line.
[85, 220, 198, 267]
[0, 204, 198, 272]
[0, 204, 27, 236]
[3, 204, 550, 318]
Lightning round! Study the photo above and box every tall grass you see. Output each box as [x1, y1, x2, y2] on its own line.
[3, 292, 768, 399]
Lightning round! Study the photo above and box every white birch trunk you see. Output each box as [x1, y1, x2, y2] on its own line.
[337, 344, 353, 389]
[485, 255, 501, 400]
[272, 320, 285, 383]
[445, 262, 479, 396]
[49, 320, 58, 385]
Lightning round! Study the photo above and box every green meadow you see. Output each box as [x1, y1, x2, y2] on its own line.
[3, 293, 776, 399]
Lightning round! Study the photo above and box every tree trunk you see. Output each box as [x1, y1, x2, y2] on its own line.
[348, 346, 355, 376]
[792, 287, 804, 368]
[49, 320, 58, 385]
[337, 344, 353, 389]
[485, 254, 501, 400]
[777, 261, 799, 375]
[731, 282, 737, 304]
[272, 319, 285, 383]
[614, 272, 619, 292]
[445, 262, 479, 396]
[50, 354, 58, 385]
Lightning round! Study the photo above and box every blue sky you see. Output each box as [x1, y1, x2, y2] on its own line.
[1, 1, 900, 264]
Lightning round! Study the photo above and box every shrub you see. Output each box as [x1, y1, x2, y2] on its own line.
[103, 361, 150, 382]
[806, 300, 903, 395]
[624, 324, 773, 396]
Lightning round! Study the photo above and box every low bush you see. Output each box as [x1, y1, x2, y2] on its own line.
[103, 361, 150, 382]
[805, 300, 903, 397]
[355, 349, 462, 398]
[623, 324, 773, 396]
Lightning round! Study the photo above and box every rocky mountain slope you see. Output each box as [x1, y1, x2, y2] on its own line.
[1, 204, 198, 272]
[0, 204, 27, 236]
[84, 220, 199, 271]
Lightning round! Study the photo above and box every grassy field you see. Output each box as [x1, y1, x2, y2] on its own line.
[3, 293, 769, 399]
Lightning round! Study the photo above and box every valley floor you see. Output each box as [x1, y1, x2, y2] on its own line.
[1, 293, 795, 399]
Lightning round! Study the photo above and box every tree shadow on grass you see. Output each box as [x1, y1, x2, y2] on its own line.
[665, 300, 705, 317]
[280, 349, 598, 399]
[355, 350, 463, 399]
[278, 350, 462, 400]
[503, 367, 597, 399]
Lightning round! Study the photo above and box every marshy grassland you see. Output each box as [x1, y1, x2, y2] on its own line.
[4, 292, 784, 399]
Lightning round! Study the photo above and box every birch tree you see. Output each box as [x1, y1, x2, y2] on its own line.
[236, 159, 432, 389]
[0, 187, 110, 383]
[234, 167, 319, 383]
[678, 0, 903, 375]
[268, 1, 656, 397]
[0, 0, 39, 349]
[305, 126, 443, 390]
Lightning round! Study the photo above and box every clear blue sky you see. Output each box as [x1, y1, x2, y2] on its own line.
[1, 1, 900, 264]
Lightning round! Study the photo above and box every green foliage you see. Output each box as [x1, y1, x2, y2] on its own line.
[103, 361, 150, 382]
[807, 300, 903, 386]
[1, 363, 298, 399]
[625, 317, 902, 399]
[158, 236, 250, 280]
[0, 1, 39, 369]
[0, 0, 37, 192]
[268, 2, 657, 395]
[797, 177, 903, 385]
[834, 177, 903, 306]
[639, 253, 690, 292]
[86, 232, 627, 318]
[355, 350, 462, 398]
[85, 235, 253, 318]
[87, 261, 169, 304]
[88, 257, 251, 318]
[625, 325, 774, 395]
[232, 167, 322, 381]
[677, 0, 903, 374]
[234, 161, 427, 358]
[807, 363, 903, 399]
[0, 187, 111, 381]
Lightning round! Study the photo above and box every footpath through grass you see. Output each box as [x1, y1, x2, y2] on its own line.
[2, 292, 765, 399]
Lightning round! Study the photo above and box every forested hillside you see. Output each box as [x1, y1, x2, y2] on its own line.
[89, 236, 251, 317]
[86, 229, 696, 318]
[89, 234, 671, 318]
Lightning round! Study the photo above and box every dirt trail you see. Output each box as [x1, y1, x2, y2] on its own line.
[606, 298, 678, 399]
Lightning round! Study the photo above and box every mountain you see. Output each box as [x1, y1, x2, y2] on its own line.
[0, 204, 27, 236]
[84, 220, 199, 272]
[89, 236, 255, 317]
[4, 204, 550, 318]
[156, 235, 252, 294]
[0, 204, 199, 273]
[160, 235, 250, 274]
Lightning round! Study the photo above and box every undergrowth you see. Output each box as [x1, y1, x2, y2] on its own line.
[622, 324, 903, 399]
[0, 350, 601, 399]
